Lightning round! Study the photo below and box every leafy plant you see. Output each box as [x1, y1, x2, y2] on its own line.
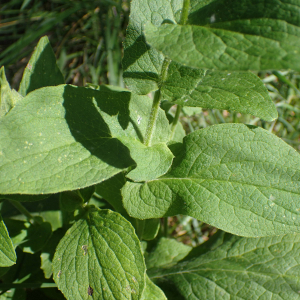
[1, 0, 300, 299]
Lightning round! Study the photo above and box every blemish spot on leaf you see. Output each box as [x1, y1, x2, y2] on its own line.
[132, 276, 137, 283]
[27, 63, 32, 70]
[88, 285, 93, 296]
[81, 245, 88, 255]
[137, 115, 142, 124]
[125, 285, 131, 292]
[269, 195, 276, 201]
[57, 270, 62, 278]
[210, 14, 216, 23]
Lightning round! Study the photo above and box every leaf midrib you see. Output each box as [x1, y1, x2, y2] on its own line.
[150, 266, 300, 281]
[154, 176, 300, 196]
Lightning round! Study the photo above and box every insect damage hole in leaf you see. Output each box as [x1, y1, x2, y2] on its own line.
[88, 285, 93, 296]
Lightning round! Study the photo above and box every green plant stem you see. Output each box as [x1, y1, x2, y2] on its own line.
[180, 0, 190, 25]
[170, 105, 182, 140]
[144, 89, 162, 147]
[168, 0, 190, 138]
[144, 58, 171, 147]
[9, 200, 36, 223]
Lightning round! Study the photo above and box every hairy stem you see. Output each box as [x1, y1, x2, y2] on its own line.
[144, 0, 189, 146]
[180, 0, 190, 25]
[170, 105, 182, 140]
[144, 58, 171, 147]
[144, 89, 162, 147]
[168, 0, 190, 139]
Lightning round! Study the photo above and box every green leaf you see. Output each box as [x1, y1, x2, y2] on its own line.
[96, 172, 128, 216]
[170, 121, 186, 143]
[0, 67, 15, 118]
[53, 207, 146, 300]
[95, 173, 137, 229]
[182, 106, 202, 116]
[188, 0, 300, 28]
[0, 215, 16, 267]
[162, 64, 277, 121]
[78, 185, 95, 202]
[142, 219, 160, 241]
[123, 123, 300, 237]
[0, 83, 172, 193]
[141, 275, 167, 300]
[146, 237, 191, 270]
[149, 233, 300, 300]
[122, 0, 183, 94]
[0, 194, 50, 202]
[60, 191, 84, 212]
[144, 15, 300, 71]
[0, 288, 26, 300]
[4, 217, 52, 254]
[18, 36, 65, 96]
[124, 0, 278, 121]
[1, 249, 46, 289]
[94, 85, 171, 145]
[96, 86, 174, 182]
[41, 228, 65, 279]
[0, 85, 135, 194]
[122, 139, 174, 182]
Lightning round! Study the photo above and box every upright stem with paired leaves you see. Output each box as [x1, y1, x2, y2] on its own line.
[144, 58, 171, 146]
[169, 0, 191, 139]
[180, 0, 190, 25]
[141, 0, 191, 240]
[144, 0, 190, 146]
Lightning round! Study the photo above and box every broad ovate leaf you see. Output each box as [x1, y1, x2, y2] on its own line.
[149, 233, 300, 300]
[141, 275, 167, 300]
[0, 215, 16, 267]
[162, 65, 277, 121]
[144, 0, 300, 71]
[121, 139, 174, 182]
[0, 85, 135, 194]
[146, 237, 191, 270]
[19, 36, 64, 96]
[123, 0, 183, 94]
[53, 207, 146, 300]
[123, 124, 300, 237]
[142, 219, 160, 241]
[0, 67, 15, 117]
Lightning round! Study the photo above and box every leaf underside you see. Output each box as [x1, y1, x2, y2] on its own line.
[149, 233, 300, 300]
